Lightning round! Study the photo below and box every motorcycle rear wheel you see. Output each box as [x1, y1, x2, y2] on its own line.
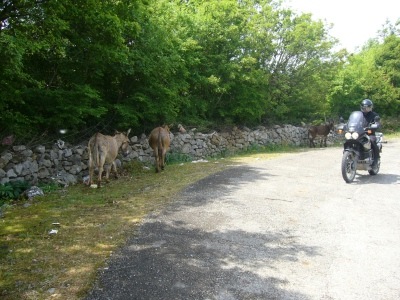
[341, 151, 357, 183]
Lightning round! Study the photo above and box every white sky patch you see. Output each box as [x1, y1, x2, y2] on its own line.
[283, 0, 400, 52]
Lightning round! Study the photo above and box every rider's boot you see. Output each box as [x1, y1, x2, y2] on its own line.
[372, 151, 380, 167]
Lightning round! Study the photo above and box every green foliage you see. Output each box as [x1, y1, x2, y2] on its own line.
[0, 181, 30, 204]
[329, 29, 400, 120]
[166, 152, 194, 164]
[379, 116, 400, 133]
[1, 0, 397, 142]
[37, 182, 60, 194]
[0, 181, 59, 206]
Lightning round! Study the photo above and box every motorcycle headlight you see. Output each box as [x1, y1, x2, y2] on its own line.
[345, 132, 359, 140]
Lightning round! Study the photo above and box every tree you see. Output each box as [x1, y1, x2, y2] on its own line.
[0, 0, 147, 140]
[0, 0, 356, 143]
[329, 22, 400, 120]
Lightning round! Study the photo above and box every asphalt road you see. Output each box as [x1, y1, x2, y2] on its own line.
[86, 138, 400, 300]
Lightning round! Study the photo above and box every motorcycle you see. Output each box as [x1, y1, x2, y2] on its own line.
[337, 111, 383, 183]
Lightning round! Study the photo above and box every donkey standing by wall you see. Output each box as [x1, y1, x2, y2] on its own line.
[149, 125, 171, 173]
[88, 129, 131, 187]
[308, 120, 334, 148]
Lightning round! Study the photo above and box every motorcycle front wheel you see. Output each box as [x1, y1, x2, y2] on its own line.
[341, 151, 357, 183]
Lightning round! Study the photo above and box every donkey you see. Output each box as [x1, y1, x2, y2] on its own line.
[88, 129, 131, 187]
[308, 120, 334, 148]
[148, 125, 171, 173]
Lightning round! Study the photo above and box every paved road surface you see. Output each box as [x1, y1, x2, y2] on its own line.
[86, 139, 400, 300]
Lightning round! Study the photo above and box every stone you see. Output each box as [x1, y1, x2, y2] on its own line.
[6, 169, 17, 178]
[12, 145, 26, 152]
[35, 145, 46, 154]
[63, 148, 73, 158]
[38, 167, 50, 179]
[24, 186, 44, 199]
[0, 152, 12, 168]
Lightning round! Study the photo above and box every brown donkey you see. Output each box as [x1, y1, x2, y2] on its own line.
[308, 120, 334, 148]
[88, 129, 131, 187]
[149, 125, 171, 173]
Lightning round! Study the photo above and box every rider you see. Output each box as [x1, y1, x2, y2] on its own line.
[360, 99, 381, 166]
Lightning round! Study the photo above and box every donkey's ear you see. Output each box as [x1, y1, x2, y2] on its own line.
[126, 128, 131, 136]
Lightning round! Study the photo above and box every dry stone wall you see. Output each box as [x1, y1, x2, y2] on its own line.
[0, 124, 324, 186]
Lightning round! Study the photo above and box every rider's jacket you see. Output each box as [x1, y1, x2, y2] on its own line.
[362, 111, 380, 135]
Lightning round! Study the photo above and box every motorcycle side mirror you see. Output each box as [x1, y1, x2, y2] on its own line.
[374, 116, 380, 122]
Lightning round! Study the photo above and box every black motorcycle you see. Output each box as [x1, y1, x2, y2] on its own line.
[337, 111, 383, 183]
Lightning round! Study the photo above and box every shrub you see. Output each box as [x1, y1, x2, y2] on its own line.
[0, 181, 30, 205]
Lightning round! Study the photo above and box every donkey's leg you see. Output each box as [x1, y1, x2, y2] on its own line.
[104, 164, 111, 183]
[97, 165, 103, 187]
[157, 154, 162, 173]
[89, 157, 95, 186]
[154, 148, 160, 173]
[111, 161, 118, 179]
[310, 138, 315, 148]
[161, 148, 166, 170]
[97, 157, 106, 188]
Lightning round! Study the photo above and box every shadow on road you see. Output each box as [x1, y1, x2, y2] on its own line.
[86, 222, 320, 300]
[168, 165, 276, 209]
[355, 172, 400, 185]
[86, 166, 321, 299]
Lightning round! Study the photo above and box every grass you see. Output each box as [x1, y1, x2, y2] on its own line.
[0, 156, 247, 300]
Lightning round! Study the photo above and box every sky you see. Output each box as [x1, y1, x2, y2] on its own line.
[283, 0, 400, 52]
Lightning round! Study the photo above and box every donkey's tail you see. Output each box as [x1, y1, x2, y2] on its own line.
[89, 133, 101, 167]
[157, 128, 163, 158]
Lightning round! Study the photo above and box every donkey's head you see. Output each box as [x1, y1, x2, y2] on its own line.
[115, 129, 131, 157]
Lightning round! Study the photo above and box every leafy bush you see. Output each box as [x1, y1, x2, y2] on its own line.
[0, 181, 30, 205]
[380, 116, 400, 133]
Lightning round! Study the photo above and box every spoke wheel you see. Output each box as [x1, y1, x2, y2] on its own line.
[341, 151, 357, 183]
